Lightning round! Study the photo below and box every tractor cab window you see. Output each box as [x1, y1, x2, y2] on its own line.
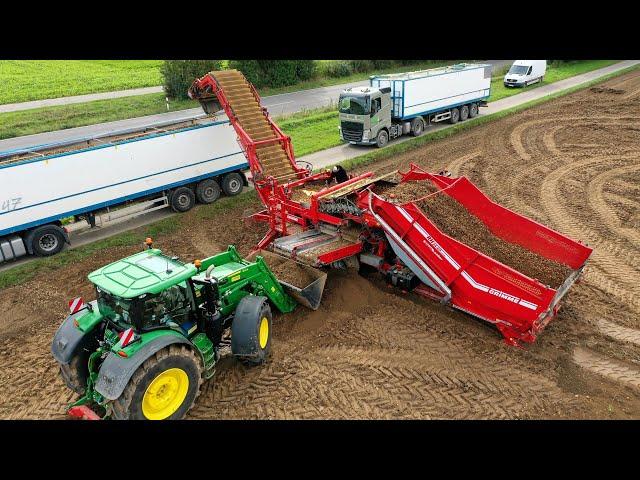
[96, 288, 133, 326]
[140, 283, 191, 329]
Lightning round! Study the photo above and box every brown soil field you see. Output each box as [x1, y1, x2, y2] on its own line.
[1, 70, 639, 420]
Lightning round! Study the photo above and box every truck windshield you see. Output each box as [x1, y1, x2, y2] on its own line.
[339, 95, 369, 115]
[508, 65, 530, 75]
[96, 287, 134, 326]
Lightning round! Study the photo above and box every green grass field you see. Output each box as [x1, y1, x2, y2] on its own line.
[0, 60, 163, 104]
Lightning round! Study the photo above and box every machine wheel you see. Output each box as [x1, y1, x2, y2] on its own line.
[112, 344, 202, 420]
[221, 172, 244, 196]
[231, 295, 272, 365]
[170, 187, 195, 213]
[449, 108, 460, 124]
[30, 225, 65, 257]
[459, 105, 469, 121]
[195, 179, 221, 204]
[468, 103, 479, 118]
[59, 354, 89, 395]
[410, 117, 425, 137]
[375, 129, 389, 148]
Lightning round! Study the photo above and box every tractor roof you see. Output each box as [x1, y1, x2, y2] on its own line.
[88, 249, 196, 299]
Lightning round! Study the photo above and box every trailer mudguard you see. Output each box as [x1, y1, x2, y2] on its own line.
[51, 302, 99, 365]
[94, 333, 193, 401]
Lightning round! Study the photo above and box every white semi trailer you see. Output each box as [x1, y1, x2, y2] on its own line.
[0, 117, 247, 263]
[339, 63, 493, 147]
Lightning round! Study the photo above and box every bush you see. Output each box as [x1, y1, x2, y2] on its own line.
[161, 60, 223, 100]
[228, 60, 263, 87]
[349, 60, 374, 73]
[325, 61, 353, 78]
[372, 60, 397, 69]
[228, 60, 317, 89]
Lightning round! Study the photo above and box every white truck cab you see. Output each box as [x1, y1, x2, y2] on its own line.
[504, 60, 547, 87]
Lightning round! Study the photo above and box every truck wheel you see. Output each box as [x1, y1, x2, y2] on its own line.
[410, 117, 425, 137]
[231, 295, 272, 365]
[30, 225, 65, 257]
[195, 179, 221, 204]
[375, 129, 389, 148]
[449, 108, 460, 124]
[459, 105, 469, 121]
[111, 345, 202, 420]
[221, 172, 244, 196]
[469, 103, 479, 118]
[170, 187, 195, 213]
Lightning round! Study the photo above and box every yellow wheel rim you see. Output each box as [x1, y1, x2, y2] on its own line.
[142, 368, 189, 420]
[259, 317, 269, 349]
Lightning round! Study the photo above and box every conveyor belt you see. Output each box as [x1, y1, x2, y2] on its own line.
[209, 70, 298, 182]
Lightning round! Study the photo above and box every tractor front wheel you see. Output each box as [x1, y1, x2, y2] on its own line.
[231, 296, 272, 365]
[112, 345, 202, 420]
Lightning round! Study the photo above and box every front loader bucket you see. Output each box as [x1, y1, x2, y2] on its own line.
[248, 250, 327, 310]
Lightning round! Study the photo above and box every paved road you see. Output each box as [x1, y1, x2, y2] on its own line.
[3, 59, 634, 274]
[0, 61, 512, 153]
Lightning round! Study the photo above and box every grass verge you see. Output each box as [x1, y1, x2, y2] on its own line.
[0, 61, 163, 104]
[0, 63, 637, 290]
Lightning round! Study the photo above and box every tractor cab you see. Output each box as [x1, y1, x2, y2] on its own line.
[88, 249, 214, 337]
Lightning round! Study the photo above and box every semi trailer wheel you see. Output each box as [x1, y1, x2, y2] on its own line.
[30, 225, 66, 257]
[170, 187, 195, 213]
[459, 105, 469, 121]
[469, 103, 478, 118]
[231, 295, 272, 365]
[111, 345, 202, 420]
[196, 179, 221, 204]
[221, 172, 244, 196]
[449, 108, 460, 124]
[410, 117, 425, 136]
[375, 129, 389, 148]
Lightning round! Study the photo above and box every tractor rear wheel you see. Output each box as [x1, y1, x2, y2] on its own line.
[60, 354, 89, 395]
[231, 295, 272, 365]
[111, 345, 202, 420]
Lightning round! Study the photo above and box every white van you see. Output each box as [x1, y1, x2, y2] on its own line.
[503, 60, 547, 87]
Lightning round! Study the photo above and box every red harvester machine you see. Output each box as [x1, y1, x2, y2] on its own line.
[189, 70, 592, 347]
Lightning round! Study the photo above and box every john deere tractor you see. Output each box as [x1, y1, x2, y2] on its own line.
[51, 242, 304, 420]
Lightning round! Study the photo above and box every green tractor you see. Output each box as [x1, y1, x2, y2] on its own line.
[51, 242, 322, 420]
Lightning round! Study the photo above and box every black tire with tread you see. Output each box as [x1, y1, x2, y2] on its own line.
[469, 103, 479, 118]
[459, 105, 469, 121]
[111, 344, 203, 420]
[449, 108, 460, 124]
[410, 117, 425, 137]
[375, 129, 389, 148]
[30, 225, 65, 257]
[60, 354, 88, 395]
[231, 296, 272, 365]
[221, 172, 244, 196]
[170, 187, 195, 213]
[195, 179, 221, 204]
